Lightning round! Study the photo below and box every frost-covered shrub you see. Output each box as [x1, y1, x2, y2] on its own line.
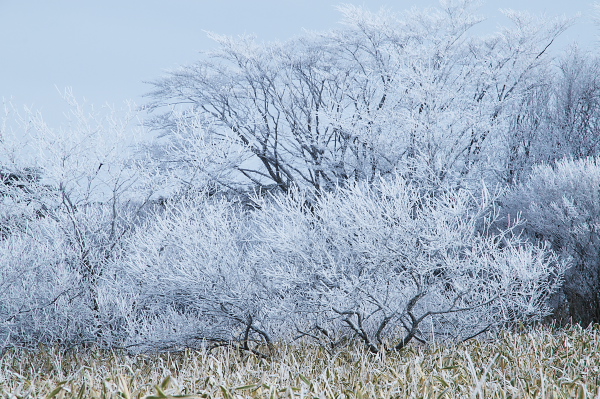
[0, 201, 151, 350]
[502, 157, 600, 325]
[6, 174, 565, 353]
[248, 176, 565, 352]
[109, 195, 277, 353]
[0, 96, 151, 350]
[0, 218, 97, 348]
[108, 177, 565, 353]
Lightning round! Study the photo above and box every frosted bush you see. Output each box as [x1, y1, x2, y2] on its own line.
[0, 218, 96, 348]
[249, 176, 566, 352]
[502, 156, 600, 324]
[109, 195, 278, 353]
[0, 96, 152, 350]
[113, 176, 565, 353]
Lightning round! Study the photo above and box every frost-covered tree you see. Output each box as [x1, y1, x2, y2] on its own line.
[501, 48, 600, 183]
[145, 1, 570, 192]
[550, 50, 600, 159]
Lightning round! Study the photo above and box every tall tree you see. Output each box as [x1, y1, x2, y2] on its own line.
[145, 1, 570, 192]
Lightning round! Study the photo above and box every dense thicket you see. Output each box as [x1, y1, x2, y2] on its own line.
[1, 1, 599, 353]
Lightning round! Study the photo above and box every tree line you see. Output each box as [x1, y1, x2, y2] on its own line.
[0, 1, 599, 354]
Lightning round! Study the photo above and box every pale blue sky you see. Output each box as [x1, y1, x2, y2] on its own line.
[1, 1, 597, 127]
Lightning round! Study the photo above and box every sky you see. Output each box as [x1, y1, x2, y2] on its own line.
[0, 0, 598, 128]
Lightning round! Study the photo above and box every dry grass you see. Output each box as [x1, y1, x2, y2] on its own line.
[1, 325, 599, 398]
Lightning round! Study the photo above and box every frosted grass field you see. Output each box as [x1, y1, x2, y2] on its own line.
[1, 325, 599, 398]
